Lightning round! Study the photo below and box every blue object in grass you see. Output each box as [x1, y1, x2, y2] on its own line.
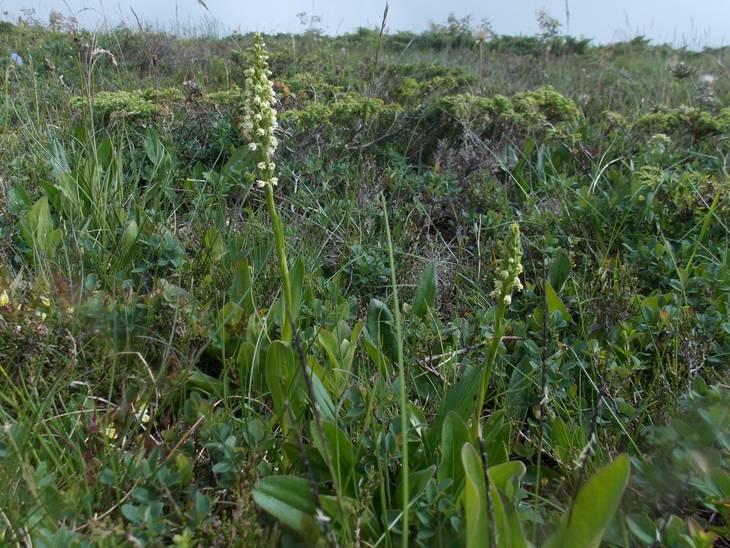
[10, 52, 24, 66]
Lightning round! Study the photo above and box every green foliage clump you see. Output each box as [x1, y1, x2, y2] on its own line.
[141, 87, 185, 103]
[636, 105, 730, 141]
[384, 64, 477, 106]
[202, 87, 243, 108]
[70, 90, 161, 123]
[426, 86, 580, 151]
[281, 92, 403, 150]
[384, 63, 474, 82]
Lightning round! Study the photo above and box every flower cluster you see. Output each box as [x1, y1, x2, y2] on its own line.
[490, 223, 523, 306]
[240, 34, 279, 188]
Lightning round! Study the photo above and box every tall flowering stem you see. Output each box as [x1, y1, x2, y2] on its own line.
[473, 223, 523, 438]
[240, 34, 292, 342]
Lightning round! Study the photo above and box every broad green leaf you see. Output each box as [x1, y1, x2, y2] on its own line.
[265, 341, 304, 431]
[482, 410, 512, 466]
[317, 322, 362, 396]
[505, 357, 531, 422]
[317, 328, 341, 372]
[545, 281, 571, 322]
[341, 320, 363, 376]
[549, 251, 571, 292]
[7, 185, 31, 215]
[252, 475, 319, 539]
[487, 461, 526, 494]
[311, 420, 357, 495]
[426, 364, 481, 454]
[121, 504, 143, 524]
[185, 369, 222, 396]
[120, 220, 139, 256]
[218, 301, 243, 329]
[625, 513, 657, 544]
[203, 226, 226, 262]
[230, 260, 255, 315]
[236, 341, 258, 379]
[308, 369, 336, 423]
[289, 257, 306, 323]
[367, 298, 398, 363]
[551, 417, 586, 465]
[438, 412, 471, 494]
[412, 262, 437, 318]
[543, 454, 631, 548]
[20, 196, 63, 257]
[362, 330, 389, 372]
[461, 443, 489, 548]
[490, 485, 527, 548]
[488, 461, 527, 547]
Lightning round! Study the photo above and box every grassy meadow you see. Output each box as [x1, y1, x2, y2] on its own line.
[0, 11, 728, 547]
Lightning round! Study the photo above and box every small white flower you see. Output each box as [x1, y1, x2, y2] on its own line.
[257, 162, 267, 170]
[270, 177, 279, 186]
[503, 295, 512, 306]
[256, 179, 267, 188]
[248, 142, 258, 151]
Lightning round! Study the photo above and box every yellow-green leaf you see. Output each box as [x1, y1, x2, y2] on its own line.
[543, 454, 631, 548]
[461, 443, 489, 548]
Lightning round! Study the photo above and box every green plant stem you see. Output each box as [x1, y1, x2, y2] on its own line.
[472, 302, 505, 439]
[381, 193, 409, 548]
[265, 181, 293, 343]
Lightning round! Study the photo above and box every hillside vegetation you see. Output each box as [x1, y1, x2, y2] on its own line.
[0, 13, 728, 547]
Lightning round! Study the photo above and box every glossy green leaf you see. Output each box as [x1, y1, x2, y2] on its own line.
[412, 262, 438, 318]
[317, 328, 340, 372]
[308, 368, 336, 423]
[545, 280, 571, 322]
[487, 461, 526, 494]
[461, 443, 489, 548]
[367, 298, 398, 363]
[252, 475, 319, 538]
[202, 226, 226, 262]
[20, 196, 63, 257]
[427, 364, 481, 454]
[311, 420, 356, 495]
[290, 257, 306, 323]
[490, 485, 527, 548]
[7, 185, 31, 215]
[549, 251, 571, 292]
[265, 341, 304, 431]
[438, 412, 471, 494]
[543, 454, 631, 548]
[120, 220, 139, 255]
[482, 410, 512, 466]
[488, 462, 527, 548]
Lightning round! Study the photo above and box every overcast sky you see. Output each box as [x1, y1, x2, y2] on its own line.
[1, 0, 728, 47]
